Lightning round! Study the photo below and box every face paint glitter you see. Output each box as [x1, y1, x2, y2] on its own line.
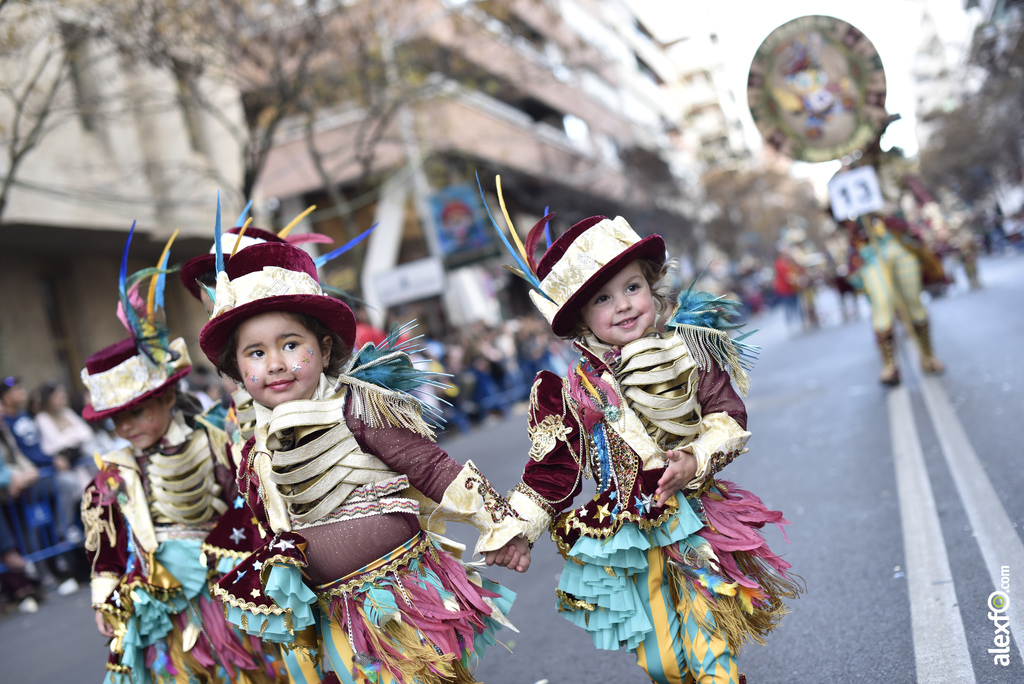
[248, 374, 259, 385]
[292, 363, 301, 372]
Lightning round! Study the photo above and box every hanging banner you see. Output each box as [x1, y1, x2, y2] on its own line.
[430, 184, 494, 267]
[747, 15, 888, 163]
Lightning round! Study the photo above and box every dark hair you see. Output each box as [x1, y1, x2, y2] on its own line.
[37, 381, 63, 413]
[215, 311, 349, 382]
[565, 256, 674, 340]
[196, 270, 217, 288]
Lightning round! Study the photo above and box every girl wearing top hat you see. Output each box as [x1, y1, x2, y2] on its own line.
[480, 180, 802, 684]
[81, 227, 288, 683]
[197, 232, 529, 683]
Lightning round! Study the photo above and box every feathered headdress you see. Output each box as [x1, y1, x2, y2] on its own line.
[200, 192, 376, 309]
[477, 172, 666, 336]
[475, 171, 555, 303]
[81, 224, 192, 422]
[116, 222, 181, 368]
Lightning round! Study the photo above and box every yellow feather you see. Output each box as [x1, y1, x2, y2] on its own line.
[495, 176, 531, 271]
[230, 218, 253, 258]
[147, 229, 179, 320]
[277, 205, 317, 239]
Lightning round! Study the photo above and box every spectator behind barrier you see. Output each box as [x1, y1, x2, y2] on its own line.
[1, 377, 84, 546]
[0, 408, 42, 612]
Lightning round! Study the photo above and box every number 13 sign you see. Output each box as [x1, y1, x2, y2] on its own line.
[828, 166, 885, 220]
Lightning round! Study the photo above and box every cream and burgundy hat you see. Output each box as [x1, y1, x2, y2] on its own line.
[81, 337, 191, 422]
[529, 215, 666, 336]
[180, 203, 333, 301]
[198, 242, 355, 367]
[477, 176, 666, 336]
[180, 226, 287, 300]
[82, 223, 191, 421]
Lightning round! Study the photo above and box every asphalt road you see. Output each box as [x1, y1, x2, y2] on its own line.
[2, 252, 1021, 684]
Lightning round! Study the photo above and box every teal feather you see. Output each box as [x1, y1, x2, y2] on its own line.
[663, 278, 759, 395]
[348, 322, 450, 426]
[363, 587, 401, 628]
[117, 227, 179, 367]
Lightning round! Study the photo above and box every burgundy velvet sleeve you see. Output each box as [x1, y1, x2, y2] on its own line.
[521, 371, 585, 513]
[696, 359, 748, 430]
[82, 482, 129, 579]
[346, 402, 464, 504]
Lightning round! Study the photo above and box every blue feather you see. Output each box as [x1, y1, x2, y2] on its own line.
[313, 224, 376, 268]
[118, 222, 143, 340]
[667, 285, 745, 332]
[235, 199, 253, 228]
[214, 191, 224, 275]
[543, 205, 552, 248]
[474, 171, 544, 292]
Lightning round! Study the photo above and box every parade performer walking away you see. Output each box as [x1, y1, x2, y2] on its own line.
[81, 226, 289, 683]
[482, 182, 801, 684]
[832, 125, 947, 387]
[837, 212, 946, 385]
[197, 233, 530, 683]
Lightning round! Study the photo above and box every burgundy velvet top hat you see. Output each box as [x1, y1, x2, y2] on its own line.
[198, 242, 355, 367]
[81, 337, 192, 422]
[180, 226, 285, 300]
[528, 215, 666, 336]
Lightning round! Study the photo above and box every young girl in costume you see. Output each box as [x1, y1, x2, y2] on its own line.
[81, 227, 289, 683]
[182, 202, 334, 684]
[483, 189, 802, 684]
[196, 238, 530, 684]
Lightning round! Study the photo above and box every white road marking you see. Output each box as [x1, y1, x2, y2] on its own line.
[889, 384, 976, 683]
[911, 361, 1024, 667]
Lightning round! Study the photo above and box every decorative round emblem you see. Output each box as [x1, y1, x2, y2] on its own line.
[746, 15, 888, 163]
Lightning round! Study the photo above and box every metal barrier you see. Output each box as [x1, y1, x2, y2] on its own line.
[0, 466, 80, 572]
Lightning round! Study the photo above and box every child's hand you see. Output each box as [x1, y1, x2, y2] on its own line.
[484, 535, 531, 573]
[95, 610, 114, 637]
[655, 448, 698, 508]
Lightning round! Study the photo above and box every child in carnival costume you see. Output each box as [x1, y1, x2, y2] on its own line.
[480, 180, 802, 684]
[182, 201, 337, 684]
[197, 234, 530, 683]
[81, 226, 289, 683]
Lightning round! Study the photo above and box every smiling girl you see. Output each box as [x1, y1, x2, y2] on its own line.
[198, 241, 529, 683]
[483, 205, 803, 684]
